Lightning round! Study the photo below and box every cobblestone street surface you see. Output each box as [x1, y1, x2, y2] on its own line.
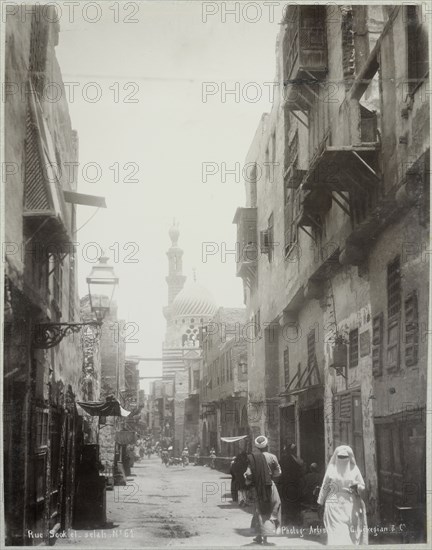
[57, 458, 324, 548]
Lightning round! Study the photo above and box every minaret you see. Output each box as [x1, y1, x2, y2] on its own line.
[166, 220, 186, 305]
[163, 221, 186, 343]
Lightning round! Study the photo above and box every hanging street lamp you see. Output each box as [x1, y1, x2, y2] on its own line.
[33, 255, 119, 349]
[86, 255, 119, 322]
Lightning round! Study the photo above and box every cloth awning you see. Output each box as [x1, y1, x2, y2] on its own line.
[77, 397, 130, 417]
[220, 435, 248, 443]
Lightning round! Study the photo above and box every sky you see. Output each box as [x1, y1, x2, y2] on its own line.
[55, 1, 281, 390]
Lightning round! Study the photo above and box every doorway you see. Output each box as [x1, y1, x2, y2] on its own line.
[299, 406, 325, 470]
[375, 410, 426, 540]
[280, 405, 295, 452]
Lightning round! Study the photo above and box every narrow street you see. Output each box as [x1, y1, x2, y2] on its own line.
[57, 458, 324, 548]
[3, 4, 429, 548]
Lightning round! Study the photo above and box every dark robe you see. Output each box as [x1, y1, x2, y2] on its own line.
[279, 452, 304, 524]
[247, 452, 272, 515]
[232, 451, 249, 490]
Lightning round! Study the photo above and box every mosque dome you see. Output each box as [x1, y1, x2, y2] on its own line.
[172, 281, 217, 319]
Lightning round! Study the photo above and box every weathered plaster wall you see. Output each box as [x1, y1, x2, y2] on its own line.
[369, 212, 429, 417]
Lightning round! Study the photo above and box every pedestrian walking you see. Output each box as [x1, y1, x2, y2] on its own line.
[231, 450, 249, 506]
[122, 450, 131, 477]
[209, 447, 216, 469]
[230, 456, 238, 502]
[302, 463, 322, 506]
[317, 445, 368, 546]
[161, 448, 169, 467]
[279, 442, 304, 526]
[245, 435, 281, 545]
[194, 445, 201, 466]
[181, 446, 189, 467]
[127, 445, 135, 469]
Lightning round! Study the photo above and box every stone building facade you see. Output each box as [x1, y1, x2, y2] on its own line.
[79, 295, 102, 443]
[121, 358, 146, 438]
[3, 5, 86, 544]
[124, 358, 140, 410]
[148, 378, 174, 441]
[200, 307, 248, 457]
[234, 4, 428, 535]
[97, 305, 126, 471]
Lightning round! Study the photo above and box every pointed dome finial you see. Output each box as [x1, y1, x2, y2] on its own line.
[169, 218, 180, 246]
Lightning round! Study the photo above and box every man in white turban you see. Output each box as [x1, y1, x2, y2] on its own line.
[244, 435, 282, 544]
[317, 445, 368, 545]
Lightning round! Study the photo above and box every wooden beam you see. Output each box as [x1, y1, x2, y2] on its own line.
[63, 191, 107, 208]
[352, 151, 379, 179]
[286, 370, 299, 391]
[299, 225, 315, 240]
[332, 192, 351, 216]
[290, 109, 309, 129]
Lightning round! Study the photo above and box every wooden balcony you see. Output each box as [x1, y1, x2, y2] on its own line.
[301, 144, 380, 193]
[23, 85, 73, 254]
[340, 150, 430, 265]
[232, 207, 258, 286]
[283, 5, 327, 111]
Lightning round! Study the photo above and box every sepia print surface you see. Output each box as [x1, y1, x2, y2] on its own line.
[1, 1, 430, 548]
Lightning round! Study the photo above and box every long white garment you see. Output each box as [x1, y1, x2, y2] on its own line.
[317, 445, 368, 546]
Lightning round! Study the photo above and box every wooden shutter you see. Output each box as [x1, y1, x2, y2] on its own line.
[332, 392, 352, 448]
[372, 313, 384, 377]
[405, 291, 419, 366]
[349, 328, 359, 368]
[352, 393, 365, 475]
[387, 257, 401, 318]
[386, 257, 402, 372]
[283, 347, 290, 388]
[260, 230, 270, 253]
[387, 318, 400, 372]
[332, 396, 341, 447]
[340, 392, 352, 420]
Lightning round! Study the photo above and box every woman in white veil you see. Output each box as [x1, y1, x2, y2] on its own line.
[317, 445, 368, 545]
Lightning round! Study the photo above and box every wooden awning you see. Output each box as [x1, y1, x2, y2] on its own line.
[301, 145, 380, 193]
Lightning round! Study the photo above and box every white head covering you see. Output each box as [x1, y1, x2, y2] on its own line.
[254, 435, 268, 449]
[327, 445, 357, 477]
[317, 445, 365, 505]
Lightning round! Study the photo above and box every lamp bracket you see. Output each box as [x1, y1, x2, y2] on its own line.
[329, 364, 347, 379]
[33, 321, 101, 349]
